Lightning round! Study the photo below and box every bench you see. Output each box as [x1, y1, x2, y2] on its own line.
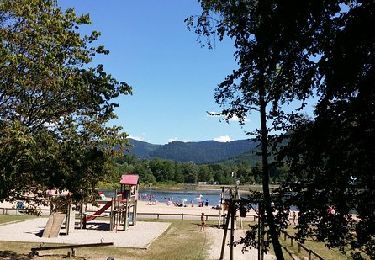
[30, 242, 114, 257]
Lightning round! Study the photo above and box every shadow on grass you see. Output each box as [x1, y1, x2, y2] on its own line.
[0, 250, 32, 260]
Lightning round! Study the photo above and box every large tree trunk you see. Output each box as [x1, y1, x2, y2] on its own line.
[259, 85, 284, 260]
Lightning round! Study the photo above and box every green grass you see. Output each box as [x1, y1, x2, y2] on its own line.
[278, 227, 351, 260]
[0, 214, 36, 225]
[0, 214, 357, 260]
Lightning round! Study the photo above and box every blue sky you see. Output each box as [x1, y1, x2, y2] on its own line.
[58, 0, 260, 144]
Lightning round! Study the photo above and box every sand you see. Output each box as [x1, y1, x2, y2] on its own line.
[136, 200, 258, 221]
[0, 217, 170, 248]
[206, 227, 276, 260]
[0, 200, 277, 259]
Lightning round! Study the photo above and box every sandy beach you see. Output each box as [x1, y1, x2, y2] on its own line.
[0, 199, 276, 259]
[136, 200, 254, 218]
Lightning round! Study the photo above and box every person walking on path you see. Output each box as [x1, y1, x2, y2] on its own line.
[200, 212, 206, 231]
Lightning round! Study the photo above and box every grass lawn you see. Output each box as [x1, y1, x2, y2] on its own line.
[278, 226, 351, 260]
[0, 215, 357, 260]
[0, 219, 208, 260]
[0, 214, 37, 225]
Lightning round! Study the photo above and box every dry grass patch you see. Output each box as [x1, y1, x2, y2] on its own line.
[0, 215, 36, 225]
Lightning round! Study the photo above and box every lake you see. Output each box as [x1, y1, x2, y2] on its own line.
[101, 189, 225, 206]
[100, 189, 298, 210]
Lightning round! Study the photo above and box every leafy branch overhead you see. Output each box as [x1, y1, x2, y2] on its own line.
[188, 0, 375, 259]
[0, 0, 131, 200]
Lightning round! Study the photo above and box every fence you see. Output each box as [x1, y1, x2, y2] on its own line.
[0, 207, 50, 216]
[0, 208, 259, 222]
[137, 212, 259, 221]
[137, 212, 226, 221]
[281, 230, 324, 260]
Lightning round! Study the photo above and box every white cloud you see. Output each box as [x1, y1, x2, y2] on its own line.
[168, 137, 179, 143]
[213, 135, 233, 142]
[128, 135, 145, 142]
[228, 115, 242, 122]
[207, 111, 222, 118]
[207, 111, 248, 122]
[168, 137, 188, 143]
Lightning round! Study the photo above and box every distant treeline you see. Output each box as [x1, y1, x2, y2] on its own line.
[106, 155, 288, 185]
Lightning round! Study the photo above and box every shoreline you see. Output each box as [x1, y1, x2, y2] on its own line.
[98, 182, 278, 193]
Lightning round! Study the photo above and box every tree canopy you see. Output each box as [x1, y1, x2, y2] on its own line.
[188, 0, 374, 258]
[0, 0, 131, 201]
[277, 1, 375, 257]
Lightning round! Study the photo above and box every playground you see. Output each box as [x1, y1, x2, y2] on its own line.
[0, 217, 170, 248]
[0, 174, 174, 251]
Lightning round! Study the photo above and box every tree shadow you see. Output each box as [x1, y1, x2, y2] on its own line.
[0, 250, 32, 260]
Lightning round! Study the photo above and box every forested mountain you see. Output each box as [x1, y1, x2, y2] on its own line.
[126, 139, 259, 163]
[127, 139, 161, 158]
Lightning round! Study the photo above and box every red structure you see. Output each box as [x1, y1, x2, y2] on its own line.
[120, 174, 139, 186]
[117, 173, 139, 229]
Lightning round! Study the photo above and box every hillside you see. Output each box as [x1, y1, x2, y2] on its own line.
[127, 139, 161, 158]
[126, 138, 259, 164]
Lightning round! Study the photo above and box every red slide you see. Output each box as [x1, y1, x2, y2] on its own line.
[85, 200, 112, 222]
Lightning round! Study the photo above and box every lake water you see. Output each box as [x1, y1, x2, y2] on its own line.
[140, 189, 223, 205]
[101, 189, 225, 206]
[100, 189, 298, 210]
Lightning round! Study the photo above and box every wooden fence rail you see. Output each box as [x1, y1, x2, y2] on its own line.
[281, 230, 324, 260]
[136, 212, 228, 221]
[0, 207, 49, 216]
[137, 212, 258, 221]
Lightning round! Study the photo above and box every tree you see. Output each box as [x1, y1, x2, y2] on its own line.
[0, 0, 131, 201]
[276, 1, 375, 257]
[187, 1, 317, 258]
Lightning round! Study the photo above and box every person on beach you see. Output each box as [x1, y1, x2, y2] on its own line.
[292, 211, 296, 225]
[200, 212, 206, 231]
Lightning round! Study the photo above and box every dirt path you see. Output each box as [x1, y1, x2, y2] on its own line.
[205, 227, 276, 260]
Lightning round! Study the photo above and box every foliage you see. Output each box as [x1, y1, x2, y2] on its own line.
[0, 0, 131, 201]
[187, 0, 374, 258]
[186, 0, 319, 257]
[109, 154, 291, 187]
[265, 0, 375, 258]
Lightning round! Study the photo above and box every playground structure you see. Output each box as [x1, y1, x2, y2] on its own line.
[83, 173, 139, 231]
[40, 173, 139, 238]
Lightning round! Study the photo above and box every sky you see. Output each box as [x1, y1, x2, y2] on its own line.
[58, 0, 260, 145]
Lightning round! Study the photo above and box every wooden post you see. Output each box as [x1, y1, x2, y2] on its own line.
[230, 201, 236, 260]
[133, 197, 138, 225]
[258, 202, 264, 260]
[66, 202, 71, 236]
[260, 208, 264, 260]
[219, 212, 231, 260]
[218, 187, 224, 228]
[124, 189, 129, 231]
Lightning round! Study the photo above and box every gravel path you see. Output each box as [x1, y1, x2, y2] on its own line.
[206, 227, 276, 260]
[0, 218, 170, 248]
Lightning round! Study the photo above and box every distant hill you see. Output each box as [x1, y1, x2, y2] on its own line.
[126, 138, 259, 164]
[222, 149, 261, 165]
[127, 139, 161, 158]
